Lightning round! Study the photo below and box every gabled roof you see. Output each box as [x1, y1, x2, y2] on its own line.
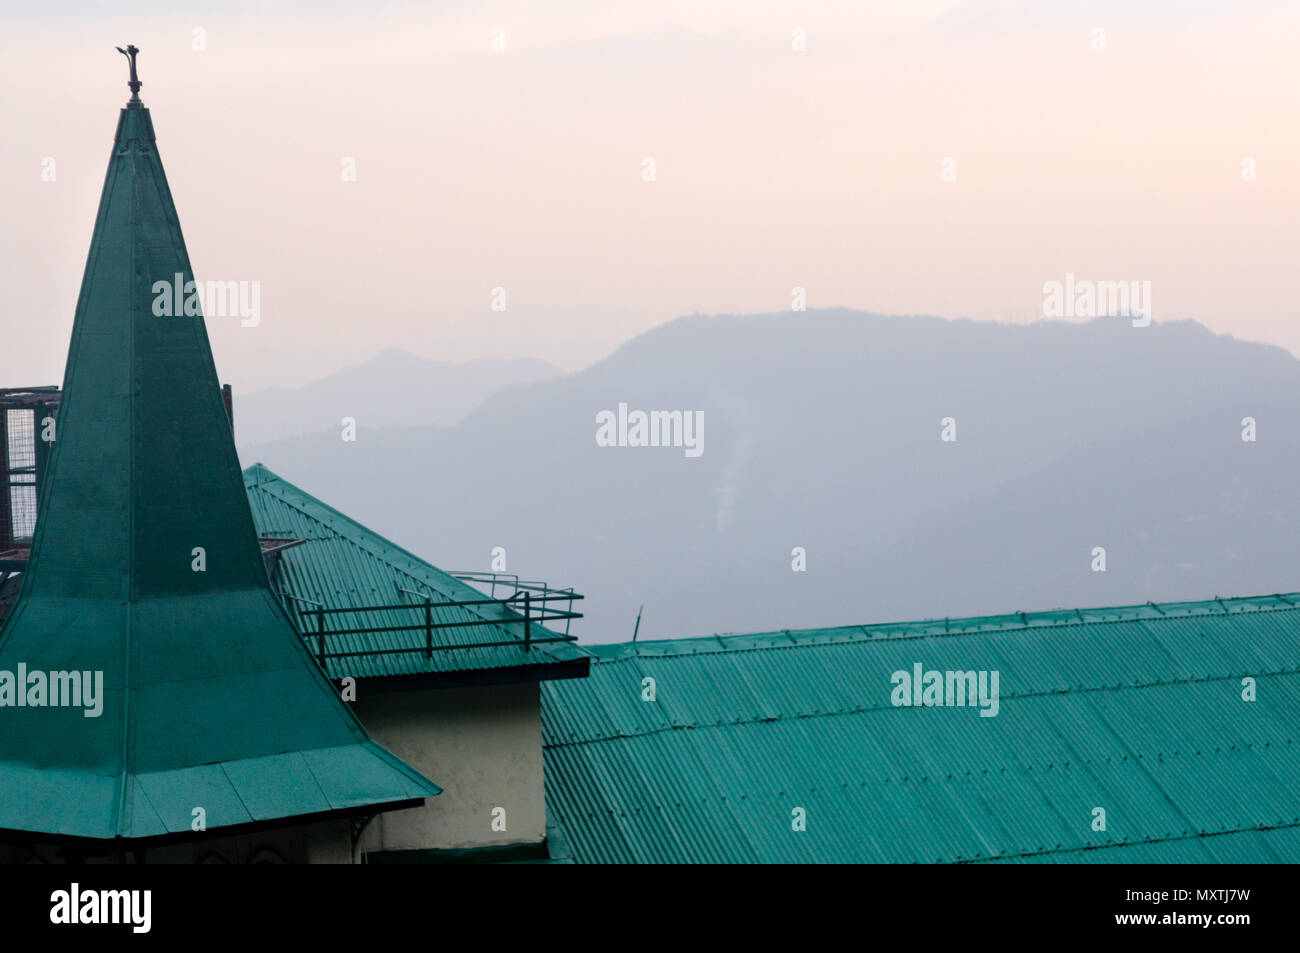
[542, 593, 1300, 863]
[0, 92, 438, 843]
[244, 464, 590, 684]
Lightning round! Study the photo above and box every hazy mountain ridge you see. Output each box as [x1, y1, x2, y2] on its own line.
[232, 349, 564, 449]
[241, 310, 1300, 642]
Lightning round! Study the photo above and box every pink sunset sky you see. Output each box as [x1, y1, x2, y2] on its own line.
[2, 0, 1297, 392]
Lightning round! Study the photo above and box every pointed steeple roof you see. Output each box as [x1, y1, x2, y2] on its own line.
[0, 58, 439, 843]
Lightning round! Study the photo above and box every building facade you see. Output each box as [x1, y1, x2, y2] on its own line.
[3, 62, 1297, 865]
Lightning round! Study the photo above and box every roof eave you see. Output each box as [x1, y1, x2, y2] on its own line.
[0, 797, 428, 855]
[346, 656, 591, 693]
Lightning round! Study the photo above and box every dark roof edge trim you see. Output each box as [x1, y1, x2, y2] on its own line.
[352, 657, 591, 693]
[0, 798, 427, 854]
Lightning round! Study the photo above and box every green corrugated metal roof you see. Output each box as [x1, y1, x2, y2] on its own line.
[244, 464, 589, 681]
[981, 826, 1300, 863]
[542, 594, 1300, 863]
[0, 93, 438, 842]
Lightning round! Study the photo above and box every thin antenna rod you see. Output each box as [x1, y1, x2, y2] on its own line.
[631, 605, 644, 643]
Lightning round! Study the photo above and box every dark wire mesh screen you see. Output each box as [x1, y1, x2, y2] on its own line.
[4, 408, 37, 541]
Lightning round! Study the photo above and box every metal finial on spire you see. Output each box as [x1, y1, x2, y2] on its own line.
[115, 44, 141, 101]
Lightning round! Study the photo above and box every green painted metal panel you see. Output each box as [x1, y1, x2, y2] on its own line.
[243, 464, 588, 679]
[218, 754, 332, 821]
[0, 97, 438, 842]
[987, 827, 1300, 863]
[133, 764, 257, 835]
[542, 594, 1300, 863]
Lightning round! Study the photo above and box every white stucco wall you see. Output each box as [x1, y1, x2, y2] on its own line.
[354, 680, 546, 855]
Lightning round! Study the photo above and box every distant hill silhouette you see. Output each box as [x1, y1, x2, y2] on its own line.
[232, 350, 563, 449]
[239, 310, 1300, 643]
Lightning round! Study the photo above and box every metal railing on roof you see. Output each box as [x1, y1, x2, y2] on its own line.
[447, 570, 582, 637]
[296, 590, 583, 668]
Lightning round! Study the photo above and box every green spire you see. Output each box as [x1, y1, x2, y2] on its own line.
[0, 78, 438, 843]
